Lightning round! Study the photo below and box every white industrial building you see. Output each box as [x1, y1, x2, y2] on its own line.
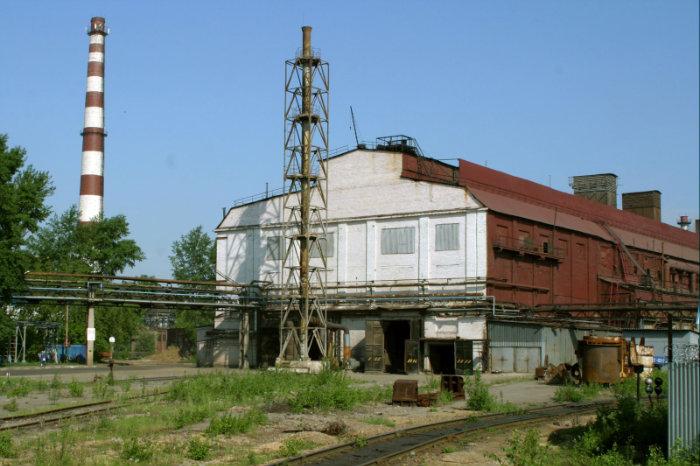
[201, 147, 491, 373]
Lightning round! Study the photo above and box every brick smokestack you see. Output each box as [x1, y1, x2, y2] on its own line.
[79, 17, 107, 222]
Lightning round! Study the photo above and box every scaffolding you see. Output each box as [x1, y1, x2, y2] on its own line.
[278, 26, 330, 364]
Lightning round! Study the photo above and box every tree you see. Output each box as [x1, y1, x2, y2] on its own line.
[0, 134, 53, 348]
[169, 226, 216, 281]
[27, 206, 144, 275]
[0, 134, 53, 303]
[25, 206, 146, 358]
[169, 226, 217, 348]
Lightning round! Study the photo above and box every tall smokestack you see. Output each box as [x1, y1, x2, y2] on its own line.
[79, 17, 107, 223]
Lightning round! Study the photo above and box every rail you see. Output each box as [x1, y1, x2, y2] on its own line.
[268, 400, 614, 466]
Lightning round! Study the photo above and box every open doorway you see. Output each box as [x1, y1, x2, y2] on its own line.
[383, 320, 411, 373]
[428, 342, 456, 374]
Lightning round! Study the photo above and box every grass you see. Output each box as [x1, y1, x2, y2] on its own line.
[3, 399, 18, 412]
[121, 437, 154, 462]
[67, 379, 84, 397]
[206, 408, 267, 435]
[0, 432, 15, 458]
[465, 371, 522, 413]
[364, 416, 396, 428]
[553, 383, 602, 403]
[186, 437, 211, 461]
[168, 369, 389, 414]
[278, 438, 316, 457]
[3, 370, 395, 464]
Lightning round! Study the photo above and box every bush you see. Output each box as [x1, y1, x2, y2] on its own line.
[3, 399, 17, 412]
[172, 404, 211, 429]
[133, 330, 156, 355]
[465, 371, 495, 411]
[186, 437, 210, 461]
[0, 432, 15, 458]
[207, 409, 267, 435]
[501, 429, 549, 465]
[121, 437, 153, 462]
[554, 383, 602, 403]
[279, 438, 316, 457]
[67, 379, 84, 398]
[364, 417, 395, 428]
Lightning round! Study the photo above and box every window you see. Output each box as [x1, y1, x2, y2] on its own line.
[310, 232, 335, 258]
[266, 236, 282, 261]
[435, 223, 459, 251]
[381, 227, 415, 254]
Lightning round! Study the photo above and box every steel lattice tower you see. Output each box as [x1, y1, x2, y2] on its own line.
[277, 26, 329, 364]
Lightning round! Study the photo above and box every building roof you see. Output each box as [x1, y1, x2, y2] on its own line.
[400, 152, 698, 260]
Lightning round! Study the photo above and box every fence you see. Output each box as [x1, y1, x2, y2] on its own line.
[668, 360, 700, 456]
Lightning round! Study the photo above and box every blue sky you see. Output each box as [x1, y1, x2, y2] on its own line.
[1, 1, 698, 278]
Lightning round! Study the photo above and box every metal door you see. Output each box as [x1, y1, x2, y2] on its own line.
[365, 320, 384, 371]
[404, 339, 420, 373]
[514, 347, 540, 373]
[490, 347, 514, 373]
[455, 340, 474, 375]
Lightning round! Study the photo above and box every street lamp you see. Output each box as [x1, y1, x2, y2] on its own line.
[108, 336, 115, 383]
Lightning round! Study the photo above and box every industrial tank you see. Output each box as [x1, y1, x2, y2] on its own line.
[579, 336, 625, 384]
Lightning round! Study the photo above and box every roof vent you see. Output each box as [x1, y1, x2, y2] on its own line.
[621, 191, 661, 222]
[570, 173, 618, 207]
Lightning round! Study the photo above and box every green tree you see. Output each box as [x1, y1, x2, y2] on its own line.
[27, 206, 144, 275]
[169, 226, 217, 349]
[0, 134, 54, 303]
[25, 206, 146, 358]
[0, 134, 53, 347]
[169, 226, 216, 281]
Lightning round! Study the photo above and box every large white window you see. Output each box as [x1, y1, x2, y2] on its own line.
[435, 223, 460, 251]
[266, 236, 282, 261]
[311, 232, 335, 258]
[381, 227, 415, 255]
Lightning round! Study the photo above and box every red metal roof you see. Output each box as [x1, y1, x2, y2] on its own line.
[398, 152, 697, 256]
[456, 159, 698, 250]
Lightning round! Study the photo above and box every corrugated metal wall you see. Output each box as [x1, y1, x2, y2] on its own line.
[489, 322, 540, 347]
[488, 321, 620, 372]
[668, 361, 700, 456]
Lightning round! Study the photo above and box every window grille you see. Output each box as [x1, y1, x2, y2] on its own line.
[435, 223, 460, 251]
[311, 232, 335, 258]
[381, 227, 415, 254]
[266, 236, 282, 261]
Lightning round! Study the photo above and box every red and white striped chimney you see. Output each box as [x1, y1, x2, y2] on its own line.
[79, 17, 107, 222]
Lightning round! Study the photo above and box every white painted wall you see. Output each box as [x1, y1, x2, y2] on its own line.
[216, 149, 488, 287]
[424, 315, 487, 340]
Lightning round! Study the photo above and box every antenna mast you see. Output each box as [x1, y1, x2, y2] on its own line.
[350, 106, 360, 147]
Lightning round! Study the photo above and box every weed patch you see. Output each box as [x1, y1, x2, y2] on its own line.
[186, 437, 210, 461]
[207, 408, 267, 435]
[553, 383, 602, 403]
[279, 437, 316, 457]
[67, 379, 84, 398]
[0, 432, 15, 458]
[3, 399, 18, 412]
[364, 416, 395, 428]
[121, 437, 153, 462]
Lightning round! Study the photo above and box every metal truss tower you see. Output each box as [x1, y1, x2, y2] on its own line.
[278, 26, 329, 364]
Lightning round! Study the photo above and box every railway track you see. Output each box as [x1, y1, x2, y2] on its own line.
[271, 400, 613, 466]
[0, 375, 184, 431]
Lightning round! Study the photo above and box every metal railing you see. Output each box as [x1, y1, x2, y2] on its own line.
[493, 235, 565, 260]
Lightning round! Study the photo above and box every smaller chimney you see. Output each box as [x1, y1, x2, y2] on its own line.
[677, 216, 691, 230]
[570, 173, 617, 207]
[621, 191, 661, 222]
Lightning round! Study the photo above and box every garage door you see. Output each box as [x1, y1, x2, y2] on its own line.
[514, 347, 540, 373]
[490, 347, 514, 373]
